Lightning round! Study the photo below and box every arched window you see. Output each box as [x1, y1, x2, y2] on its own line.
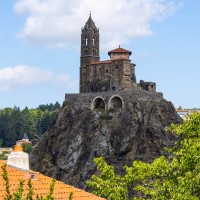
[93, 29, 96, 34]
[92, 37, 95, 45]
[85, 37, 88, 45]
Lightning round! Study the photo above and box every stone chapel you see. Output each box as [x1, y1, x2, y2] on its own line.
[80, 14, 156, 93]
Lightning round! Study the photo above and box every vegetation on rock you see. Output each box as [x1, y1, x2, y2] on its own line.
[87, 113, 200, 199]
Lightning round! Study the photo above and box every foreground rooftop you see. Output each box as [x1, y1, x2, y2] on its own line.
[0, 160, 104, 200]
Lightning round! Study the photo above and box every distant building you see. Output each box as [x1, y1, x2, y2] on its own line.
[177, 109, 200, 119]
[17, 133, 32, 145]
[176, 110, 190, 119]
[0, 148, 12, 154]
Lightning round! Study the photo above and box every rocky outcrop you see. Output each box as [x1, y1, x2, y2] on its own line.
[30, 90, 182, 189]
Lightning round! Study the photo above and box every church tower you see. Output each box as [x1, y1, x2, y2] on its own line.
[80, 14, 100, 93]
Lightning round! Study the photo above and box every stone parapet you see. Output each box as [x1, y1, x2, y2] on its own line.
[64, 90, 163, 111]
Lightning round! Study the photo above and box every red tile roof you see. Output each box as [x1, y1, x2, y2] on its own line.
[0, 161, 104, 200]
[108, 47, 132, 55]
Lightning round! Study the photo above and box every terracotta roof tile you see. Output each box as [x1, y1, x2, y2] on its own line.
[0, 162, 105, 200]
[108, 47, 132, 55]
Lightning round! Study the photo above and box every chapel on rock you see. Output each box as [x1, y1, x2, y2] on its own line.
[80, 14, 156, 93]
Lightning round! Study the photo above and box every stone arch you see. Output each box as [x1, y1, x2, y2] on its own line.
[91, 96, 106, 112]
[108, 95, 124, 112]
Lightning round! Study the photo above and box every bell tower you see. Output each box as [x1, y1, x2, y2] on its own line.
[80, 14, 100, 93]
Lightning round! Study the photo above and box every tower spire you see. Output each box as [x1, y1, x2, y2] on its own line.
[80, 15, 100, 93]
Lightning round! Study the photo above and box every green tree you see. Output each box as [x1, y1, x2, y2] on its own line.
[87, 157, 129, 200]
[22, 143, 33, 153]
[177, 105, 183, 110]
[87, 113, 200, 199]
[0, 152, 8, 160]
[0, 102, 60, 147]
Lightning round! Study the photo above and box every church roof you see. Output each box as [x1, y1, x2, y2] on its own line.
[23, 132, 29, 140]
[84, 14, 97, 29]
[108, 47, 132, 55]
[0, 161, 105, 200]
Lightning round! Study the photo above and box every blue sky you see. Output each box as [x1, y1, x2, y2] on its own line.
[0, 0, 199, 109]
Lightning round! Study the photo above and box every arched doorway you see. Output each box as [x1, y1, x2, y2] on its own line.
[91, 96, 106, 112]
[108, 95, 124, 112]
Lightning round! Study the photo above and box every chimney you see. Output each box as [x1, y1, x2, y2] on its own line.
[7, 144, 29, 171]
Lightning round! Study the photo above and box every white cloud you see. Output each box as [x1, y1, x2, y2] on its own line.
[0, 65, 75, 91]
[14, 0, 182, 49]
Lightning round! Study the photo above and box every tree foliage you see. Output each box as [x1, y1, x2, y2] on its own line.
[0, 151, 8, 160]
[87, 113, 200, 199]
[22, 143, 33, 154]
[0, 102, 61, 147]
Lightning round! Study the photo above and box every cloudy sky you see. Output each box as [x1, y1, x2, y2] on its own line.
[0, 0, 199, 109]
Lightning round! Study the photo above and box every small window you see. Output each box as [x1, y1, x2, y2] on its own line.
[106, 69, 108, 73]
[92, 37, 95, 45]
[92, 48, 97, 56]
[116, 65, 118, 69]
[93, 29, 96, 34]
[85, 37, 88, 45]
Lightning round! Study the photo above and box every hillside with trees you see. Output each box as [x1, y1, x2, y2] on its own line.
[0, 102, 61, 147]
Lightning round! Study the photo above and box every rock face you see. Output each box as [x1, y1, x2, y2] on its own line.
[30, 90, 182, 189]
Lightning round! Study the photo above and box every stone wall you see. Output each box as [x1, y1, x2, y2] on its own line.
[64, 90, 163, 111]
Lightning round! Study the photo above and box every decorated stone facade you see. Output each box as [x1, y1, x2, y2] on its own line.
[80, 14, 156, 93]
